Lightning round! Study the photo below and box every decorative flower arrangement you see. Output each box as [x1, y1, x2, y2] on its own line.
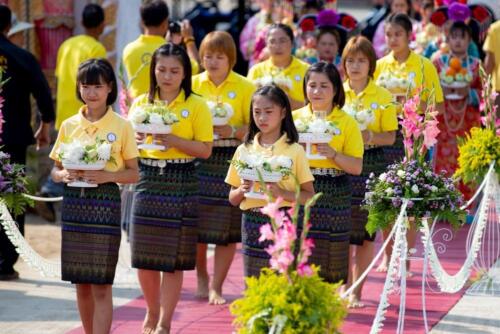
[0, 151, 33, 217]
[415, 24, 439, 54]
[455, 69, 500, 185]
[439, 56, 473, 88]
[0, 68, 10, 143]
[206, 99, 234, 126]
[118, 62, 132, 117]
[58, 138, 115, 168]
[363, 87, 466, 233]
[130, 101, 179, 134]
[254, 69, 293, 91]
[342, 100, 375, 131]
[295, 115, 340, 160]
[231, 149, 293, 199]
[231, 185, 347, 333]
[376, 69, 413, 96]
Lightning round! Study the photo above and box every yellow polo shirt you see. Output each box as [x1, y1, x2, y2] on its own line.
[192, 70, 256, 128]
[129, 90, 213, 160]
[225, 133, 314, 210]
[483, 21, 500, 91]
[122, 35, 200, 98]
[55, 35, 106, 130]
[247, 56, 309, 103]
[374, 51, 444, 104]
[343, 79, 398, 134]
[50, 107, 139, 172]
[293, 105, 364, 170]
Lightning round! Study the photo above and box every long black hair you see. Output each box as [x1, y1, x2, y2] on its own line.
[148, 43, 192, 103]
[246, 85, 298, 145]
[303, 61, 345, 109]
[76, 58, 117, 105]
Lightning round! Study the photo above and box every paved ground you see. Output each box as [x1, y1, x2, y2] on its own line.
[1, 212, 500, 334]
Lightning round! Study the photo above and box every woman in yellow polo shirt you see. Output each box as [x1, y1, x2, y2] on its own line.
[192, 31, 256, 305]
[50, 59, 139, 334]
[226, 85, 315, 278]
[342, 36, 397, 307]
[293, 62, 363, 285]
[374, 13, 444, 274]
[374, 12, 444, 165]
[247, 23, 310, 110]
[129, 43, 213, 334]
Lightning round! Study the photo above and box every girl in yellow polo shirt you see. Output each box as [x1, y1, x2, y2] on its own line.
[129, 43, 213, 334]
[341, 36, 397, 307]
[226, 85, 315, 278]
[293, 62, 364, 285]
[247, 23, 310, 110]
[50, 59, 139, 334]
[192, 31, 256, 305]
[374, 13, 444, 165]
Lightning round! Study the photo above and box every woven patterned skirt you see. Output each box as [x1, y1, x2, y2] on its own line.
[308, 173, 352, 284]
[241, 208, 282, 278]
[61, 183, 121, 284]
[130, 162, 199, 272]
[197, 147, 242, 245]
[383, 128, 404, 165]
[350, 147, 386, 245]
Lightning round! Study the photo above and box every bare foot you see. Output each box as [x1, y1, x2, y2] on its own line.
[154, 326, 170, 334]
[208, 289, 226, 305]
[196, 273, 209, 299]
[142, 311, 159, 334]
[347, 295, 365, 309]
[376, 261, 388, 272]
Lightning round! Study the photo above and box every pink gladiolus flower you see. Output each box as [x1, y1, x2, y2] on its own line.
[423, 120, 440, 149]
[297, 263, 314, 277]
[492, 91, 499, 100]
[261, 196, 284, 219]
[300, 238, 315, 260]
[259, 223, 275, 242]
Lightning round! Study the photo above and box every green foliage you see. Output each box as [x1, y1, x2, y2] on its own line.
[231, 268, 347, 334]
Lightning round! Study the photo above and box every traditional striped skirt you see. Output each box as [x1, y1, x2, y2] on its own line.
[197, 146, 242, 245]
[308, 173, 352, 284]
[130, 162, 199, 272]
[350, 147, 386, 245]
[383, 128, 404, 165]
[61, 183, 121, 284]
[241, 208, 278, 278]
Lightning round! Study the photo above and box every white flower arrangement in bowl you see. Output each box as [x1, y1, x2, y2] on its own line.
[376, 70, 413, 99]
[295, 116, 341, 160]
[231, 149, 293, 199]
[342, 100, 375, 131]
[130, 100, 179, 150]
[254, 72, 293, 91]
[58, 138, 115, 188]
[207, 99, 234, 140]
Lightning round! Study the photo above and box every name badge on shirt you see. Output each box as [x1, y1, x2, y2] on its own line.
[294, 75, 301, 82]
[107, 132, 117, 143]
[370, 102, 378, 110]
[181, 109, 190, 118]
[228, 91, 236, 99]
[408, 72, 416, 81]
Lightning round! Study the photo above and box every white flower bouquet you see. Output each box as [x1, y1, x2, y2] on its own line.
[376, 70, 413, 97]
[130, 101, 179, 150]
[254, 72, 293, 90]
[58, 138, 115, 188]
[130, 101, 179, 134]
[295, 116, 340, 160]
[231, 149, 293, 199]
[207, 100, 234, 126]
[342, 100, 375, 131]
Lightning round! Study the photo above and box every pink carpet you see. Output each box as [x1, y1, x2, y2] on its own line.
[66, 223, 486, 333]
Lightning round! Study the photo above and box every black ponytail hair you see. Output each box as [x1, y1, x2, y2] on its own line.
[246, 85, 298, 145]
